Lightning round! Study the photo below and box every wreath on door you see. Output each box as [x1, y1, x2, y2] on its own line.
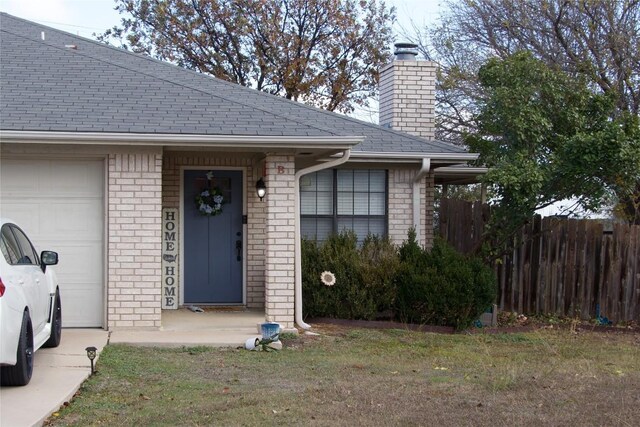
[195, 171, 225, 216]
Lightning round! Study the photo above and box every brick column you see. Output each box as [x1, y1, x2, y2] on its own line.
[107, 150, 163, 329]
[263, 154, 296, 329]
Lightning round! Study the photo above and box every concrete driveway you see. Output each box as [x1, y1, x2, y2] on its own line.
[0, 329, 109, 427]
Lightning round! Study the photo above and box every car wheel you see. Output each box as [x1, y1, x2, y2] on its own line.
[43, 290, 62, 348]
[0, 311, 34, 386]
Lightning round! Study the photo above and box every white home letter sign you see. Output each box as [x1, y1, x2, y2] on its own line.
[162, 208, 179, 309]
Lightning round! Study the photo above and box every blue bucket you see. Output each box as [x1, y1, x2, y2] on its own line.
[260, 322, 281, 341]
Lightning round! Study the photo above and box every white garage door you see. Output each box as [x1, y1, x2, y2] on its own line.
[0, 158, 104, 327]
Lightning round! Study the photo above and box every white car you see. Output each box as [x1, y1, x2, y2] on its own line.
[0, 218, 61, 386]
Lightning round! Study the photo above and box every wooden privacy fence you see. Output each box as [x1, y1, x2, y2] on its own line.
[439, 199, 640, 323]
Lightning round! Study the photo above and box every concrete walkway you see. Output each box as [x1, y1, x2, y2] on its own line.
[0, 329, 109, 427]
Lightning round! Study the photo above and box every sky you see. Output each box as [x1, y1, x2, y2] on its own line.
[0, 0, 444, 40]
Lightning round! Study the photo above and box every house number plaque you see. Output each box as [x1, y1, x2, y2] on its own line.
[162, 208, 179, 309]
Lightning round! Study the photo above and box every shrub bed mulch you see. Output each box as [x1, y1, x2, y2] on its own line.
[308, 317, 456, 334]
[307, 317, 639, 335]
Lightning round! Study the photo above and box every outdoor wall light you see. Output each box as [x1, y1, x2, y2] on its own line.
[85, 346, 97, 374]
[256, 178, 267, 201]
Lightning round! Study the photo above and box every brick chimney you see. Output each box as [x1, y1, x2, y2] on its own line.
[379, 43, 437, 140]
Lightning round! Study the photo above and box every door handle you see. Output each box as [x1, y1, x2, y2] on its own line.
[235, 240, 242, 261]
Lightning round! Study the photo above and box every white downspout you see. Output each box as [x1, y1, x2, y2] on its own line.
[412, 158, 431, 241]
[294, 149, 352, 329]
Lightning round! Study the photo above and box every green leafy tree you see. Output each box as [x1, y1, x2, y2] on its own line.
[100, 0, 395, 113]
[467, 52, 640, 255]
[407, 0, 640, 223]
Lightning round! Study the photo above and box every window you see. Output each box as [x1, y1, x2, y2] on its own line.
[1, 225, 39, 265]
[12, 226, 39, 265]
[301, 169, 387, 242]
[0, 226, 20, 264]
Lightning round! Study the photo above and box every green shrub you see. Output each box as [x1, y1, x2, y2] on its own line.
[395, 232, 497, 330]
[302, 229, 497, 330]
[301, 231, 399, 320]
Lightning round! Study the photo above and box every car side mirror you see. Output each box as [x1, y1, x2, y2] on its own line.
[41, 251, 59, 267]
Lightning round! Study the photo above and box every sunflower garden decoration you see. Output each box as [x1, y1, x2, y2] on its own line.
[195, 171, 225, 216]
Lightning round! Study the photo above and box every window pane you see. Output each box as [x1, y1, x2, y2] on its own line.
[301, 191, 316, 214]
[337, 217, 353, 233]
[316, 218, 333, 242]
[337, 170, 353, 191]
[316, 170, 333, 191]
[301, 218, 317, 240]
[12, 227, 38, 265]
[300, 174, 315, 191]
[1, 226, 20, 264]
[317, 191, 333, 215]
[337, 192, 353, 215]
[369, 218, 386, 237]
[370, 170, 385, 191]
[354, 170, 369, 191]
[354, 192, 369, 215]
[352, 219, 371, 242]
[369, 192, 385, 215]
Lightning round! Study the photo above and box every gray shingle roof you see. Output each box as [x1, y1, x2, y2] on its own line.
[0, 13, 466, 154]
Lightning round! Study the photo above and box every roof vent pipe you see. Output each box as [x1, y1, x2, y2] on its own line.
[394, 42, 419, 60]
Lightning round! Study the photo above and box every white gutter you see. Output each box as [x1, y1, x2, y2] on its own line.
[294, 149, 352, 330]
[433, 166, 488, 174]
[349, 151, 479, 162]
[0, 130, 361, 149]
[412, 158, 431, 240]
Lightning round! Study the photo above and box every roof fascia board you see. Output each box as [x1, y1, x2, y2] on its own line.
[434, 166, 488, 175]
[348, 151, 479, 163]
[0, 130, 363, 150]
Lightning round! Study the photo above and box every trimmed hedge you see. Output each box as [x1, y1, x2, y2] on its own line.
[302, 229, 497, 330]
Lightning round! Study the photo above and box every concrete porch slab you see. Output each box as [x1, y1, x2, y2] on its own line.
[109, 308, 266, 347]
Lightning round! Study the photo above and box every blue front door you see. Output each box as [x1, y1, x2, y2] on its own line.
[184, 169, 243, 304]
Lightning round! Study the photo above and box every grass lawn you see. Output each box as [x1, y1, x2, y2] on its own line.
[47, 325, 639, 426]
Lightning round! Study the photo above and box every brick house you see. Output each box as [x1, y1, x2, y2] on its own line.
[0, 14, 484, 331]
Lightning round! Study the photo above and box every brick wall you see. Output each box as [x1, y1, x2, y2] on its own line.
[263, 154, 296, 329]
[387, 168, 435, 249]
[379, 60, 437, 139]
[424, 172, 435, 250]
[107, 150, 163, 329]
[162, 153, 265, 308]
[388, 169, 415, 245]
